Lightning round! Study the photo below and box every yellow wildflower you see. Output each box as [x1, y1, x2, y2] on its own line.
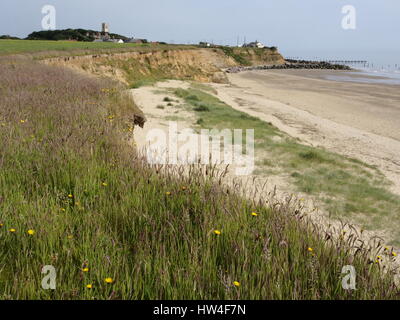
[392, 252, 397, 257]
[9, 228, 16, 233]
[104, 277, 113, 284]
[307, 247, 313, 252]
[68, 194, 73, 198]
[27, 229, 35, 235]
[82, 267, 89, 272]
[214, 230, 221, 235]
[233, 281, 240, 287]
[165, 192, 171, 196]
[102, 182, 108, 187]
[86, 284, 93, 289]
[251, 212, 258, 217]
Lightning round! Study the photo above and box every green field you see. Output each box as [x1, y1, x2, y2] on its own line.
[0, 39, 191, 57]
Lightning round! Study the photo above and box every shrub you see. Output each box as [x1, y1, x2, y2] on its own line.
[193, 103, 210, 112]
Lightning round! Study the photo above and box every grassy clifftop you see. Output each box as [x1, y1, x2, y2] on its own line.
[0, 39, 193, 57]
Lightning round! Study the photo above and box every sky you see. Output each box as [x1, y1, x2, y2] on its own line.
[1, 0, 399, 62]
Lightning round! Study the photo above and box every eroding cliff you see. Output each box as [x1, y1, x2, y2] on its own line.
[43, 47, 285, 87]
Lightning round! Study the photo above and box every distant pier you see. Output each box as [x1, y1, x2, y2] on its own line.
[322, 60, 367, 64]
[285, 58, 400, 71]
[286, 57, 368, 65]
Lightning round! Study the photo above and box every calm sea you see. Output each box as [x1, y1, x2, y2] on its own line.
[283, 50, 400, 85]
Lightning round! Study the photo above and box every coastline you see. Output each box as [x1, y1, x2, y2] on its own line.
[209, 69, 400, 197]
[129, 63, 400, 286]
[130, 74, 400, 251]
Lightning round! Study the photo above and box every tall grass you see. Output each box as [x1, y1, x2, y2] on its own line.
[0, 58, 398, 299]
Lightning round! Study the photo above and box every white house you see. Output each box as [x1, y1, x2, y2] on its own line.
[244, 41, 265, 49]
[107, 39, 124, 44]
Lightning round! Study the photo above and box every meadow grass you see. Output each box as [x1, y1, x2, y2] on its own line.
[172, 87, 400, 245]
[0, 57, 398, 299]
[0, 39, 193, 58]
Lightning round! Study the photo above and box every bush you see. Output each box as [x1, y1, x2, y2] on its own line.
[193, 103, 210, 112]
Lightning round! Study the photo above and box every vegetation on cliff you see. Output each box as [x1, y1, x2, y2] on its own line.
[0, 56, 398, 299]
[220, 46, 284, 66]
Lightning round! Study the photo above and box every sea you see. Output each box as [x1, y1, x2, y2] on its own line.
[282, 50, 400, 85]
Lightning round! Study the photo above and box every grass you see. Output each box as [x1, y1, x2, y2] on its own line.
[110, 57, 212, 89]
[220, 47, 251, 66]
[219, 46, 283, 66]
[172, 87, 400, 245]
[0, 57, 398, 299]
[0, 39, 193, 58]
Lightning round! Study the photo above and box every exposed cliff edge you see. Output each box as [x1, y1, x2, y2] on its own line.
[42, 47, 284, 129]
[43, 47, 285, 87]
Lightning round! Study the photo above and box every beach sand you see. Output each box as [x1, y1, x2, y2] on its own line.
[130, 73, 400, 262]
[210, 69, 400, 195]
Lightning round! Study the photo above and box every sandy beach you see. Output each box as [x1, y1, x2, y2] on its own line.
[210, 69, 400, 195]
[130, 69, 400, 247]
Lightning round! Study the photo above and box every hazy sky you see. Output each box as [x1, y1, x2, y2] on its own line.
[1, 0, 399, 60]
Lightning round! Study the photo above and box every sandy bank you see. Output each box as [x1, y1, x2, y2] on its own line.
[209, 69, 400, 196]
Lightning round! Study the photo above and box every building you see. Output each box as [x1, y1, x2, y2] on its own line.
[93, 23, 124, 43]
[102, 23, 109, 34]
[243, 41, 265, 49]
[199, 42, 211, 47]
[126, 38, 145, 44]
[106, 39, 124, 44]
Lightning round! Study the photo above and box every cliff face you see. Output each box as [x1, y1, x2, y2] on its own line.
[233, 47, 285, 65]
[43, 47, 285, 87]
